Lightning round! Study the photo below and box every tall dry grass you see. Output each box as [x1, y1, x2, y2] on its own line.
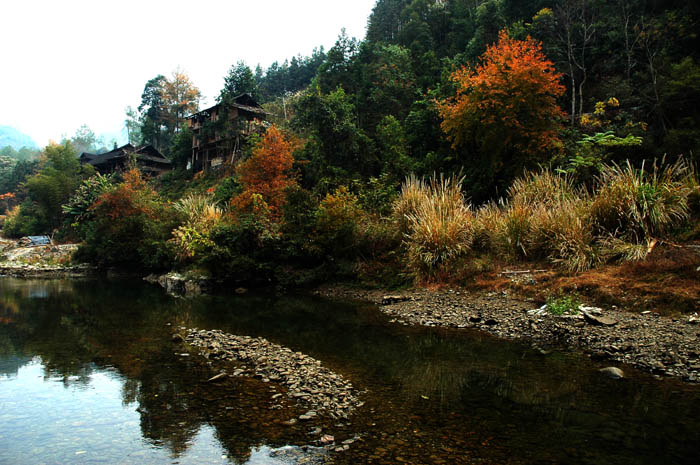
[171, 194, 223, 260]
[508, 168, 578, 207]
[392, 174, 428, 235]
[481, 199, 533, 260]
[394, 159, 698, 281]
[395, 174, 473, 278]
[475, 169, 588, 266]
[174, 193, 223, 226]
[590, 158, 693, 237]
[531, 199, 600, 271]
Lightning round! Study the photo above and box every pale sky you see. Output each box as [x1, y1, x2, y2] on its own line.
[0, 0, 377, 147]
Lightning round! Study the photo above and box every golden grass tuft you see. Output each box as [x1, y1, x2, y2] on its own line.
[590, 158, 694, 239]
[395, 174, 473, 277]
[174, 193, 223, 226]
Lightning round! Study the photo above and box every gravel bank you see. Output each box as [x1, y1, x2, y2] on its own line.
[180, 328, 363, 420]
[314, 286, 700, 383]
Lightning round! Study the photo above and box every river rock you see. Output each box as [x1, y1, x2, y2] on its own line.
[316, 284, 700, 384]
[599, 367, 625, 379]
[182, 328, 362, 419]
[583, 311, 618, 326]
[382, 295, 410, 305]
[150, 273, 215, 297]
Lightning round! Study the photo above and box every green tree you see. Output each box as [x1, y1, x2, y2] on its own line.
[317, 30, 360, 94]
[661, 57, 700, 158]
[124, 106, 142, 145]
[169, 125, 194, 169]
[356, 43, 417, 132]
[6, 142, 95, 234]
[219, 61, 259, 102]
[466, 0, 506, 60]
[138, 75, 169, 151]
[69, 125, 102, 154]
[376, 115, 413, 180]
[293, 87, 376, 186]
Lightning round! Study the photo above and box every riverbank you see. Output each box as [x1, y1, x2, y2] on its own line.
[3, 234, 698, 385]
[314, 284, 700, 384]
[0, 241, 95, 277]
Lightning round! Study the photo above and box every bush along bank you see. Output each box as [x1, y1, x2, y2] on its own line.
[5, 127, 698, 291]
[77, 163, 700, 286]
[4, 130, 698, 385]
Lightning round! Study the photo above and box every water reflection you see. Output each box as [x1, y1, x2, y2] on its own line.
[0, 277, 699, 464]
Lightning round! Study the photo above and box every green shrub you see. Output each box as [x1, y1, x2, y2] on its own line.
[2, 200, 50, 237]
[546, 293, 581, 315]
[354, 173, 399, 216]
[200, 215, 279, 284]
[62, 173, 116, 238]
[280, 186, 321, 263]
[313, 186, 362, 259]
[213, 177, 241, 205]
[75, 169, 177, 270]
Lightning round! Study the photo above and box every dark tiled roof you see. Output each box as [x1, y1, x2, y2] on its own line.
[186, 93, 268, 119]
[84, 144, 170, 166]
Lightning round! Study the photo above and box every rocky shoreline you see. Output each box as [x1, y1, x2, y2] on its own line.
[0, 262, 95, 278]
[314, 286, 700, 383]
[178, 328, 363, 421]
[0, 242, 96, 278]
[144, 272, 217, 297]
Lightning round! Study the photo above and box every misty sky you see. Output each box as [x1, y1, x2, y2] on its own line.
[0, 0, 376, 147]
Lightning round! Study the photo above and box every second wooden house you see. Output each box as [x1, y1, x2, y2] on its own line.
[186, 93, 268, 172]
[80, 144, 172, 175]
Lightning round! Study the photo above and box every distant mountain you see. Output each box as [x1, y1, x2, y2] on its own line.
[0, 126, 38, 150]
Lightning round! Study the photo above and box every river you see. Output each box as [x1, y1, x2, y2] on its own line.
[0, 277, 698, 464]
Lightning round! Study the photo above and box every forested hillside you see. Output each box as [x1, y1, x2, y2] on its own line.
[281, 0, 698, 200]
[119, 0, 700, 202]
[3, 0, 699, 288]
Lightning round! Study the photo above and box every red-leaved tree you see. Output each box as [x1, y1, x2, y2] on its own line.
[230, 125, 297, 220]
[439, 30, 566, 190]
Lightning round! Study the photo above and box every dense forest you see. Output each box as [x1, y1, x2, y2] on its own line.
[2, 0, 699, 287]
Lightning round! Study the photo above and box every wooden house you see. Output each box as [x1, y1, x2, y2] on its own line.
[80, 144, 172, 175]
[186, 94, 268, 172]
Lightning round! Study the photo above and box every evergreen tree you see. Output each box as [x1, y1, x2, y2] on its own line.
[219, 61, 259, 102]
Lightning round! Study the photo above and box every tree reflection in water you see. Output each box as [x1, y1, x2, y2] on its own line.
[1, 277, 699, 465]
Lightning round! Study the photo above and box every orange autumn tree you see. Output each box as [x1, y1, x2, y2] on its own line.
[439, 30, 565, 188]
[230, 125, 297, 220]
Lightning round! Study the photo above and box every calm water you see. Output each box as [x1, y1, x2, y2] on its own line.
[0, 278, 698, 464]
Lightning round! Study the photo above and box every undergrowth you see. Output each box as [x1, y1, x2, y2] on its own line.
[545, 293, 581, 315]
[394, 158, 698, 282]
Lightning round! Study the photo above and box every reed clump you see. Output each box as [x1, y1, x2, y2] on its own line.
[395, 158, 698, 279]
[395, 174, 473, 278]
